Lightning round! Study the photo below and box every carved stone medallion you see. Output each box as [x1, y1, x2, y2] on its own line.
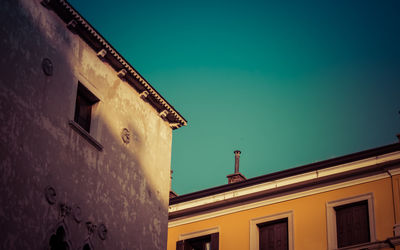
[121, 128, 130, 144]
[59, 203, 72, 218]
[72, 206, 82, 223]
[97, 223, 107, 240]
[42, 58, 53, 76]
[44, 186, 57, 205]
[86, 221, 97, 236]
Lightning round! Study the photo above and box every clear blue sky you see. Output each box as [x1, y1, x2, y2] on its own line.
[68, 0, 400, 195]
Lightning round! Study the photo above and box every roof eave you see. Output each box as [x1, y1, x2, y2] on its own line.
[170, 142, 400, 204]
[42, 0, 187, 129]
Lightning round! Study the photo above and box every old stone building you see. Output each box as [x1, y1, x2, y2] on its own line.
[0, 0, 186, 249]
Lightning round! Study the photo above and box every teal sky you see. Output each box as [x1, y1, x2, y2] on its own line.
[68, 0, 400, 195]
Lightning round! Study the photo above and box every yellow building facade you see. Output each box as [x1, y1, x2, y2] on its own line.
[168, 143, 400, 250]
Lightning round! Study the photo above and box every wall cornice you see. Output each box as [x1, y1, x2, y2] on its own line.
[169, 147, 400, 226]
[42, 0, 187, 129]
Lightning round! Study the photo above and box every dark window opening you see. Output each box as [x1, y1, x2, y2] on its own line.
[74, 83, 99, 133]
[335, 200, 370, 248]
[187, 234, 211, 250]
[176, 232, 219, 250]
[258, 218, 288, 250]
[83, 243, 91, 250]
[49, 226, 70, 250]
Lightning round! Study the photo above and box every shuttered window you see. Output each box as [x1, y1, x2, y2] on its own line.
[258, 218, 288, 250]
[335, 200, 370, 248]
[176, 232, 219, 250]
[74, 83, 99, 133]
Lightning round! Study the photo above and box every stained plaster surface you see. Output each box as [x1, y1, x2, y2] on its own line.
[0, 0, 173, 249]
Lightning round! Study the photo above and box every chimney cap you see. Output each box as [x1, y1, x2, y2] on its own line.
[228, 149, 246, 184]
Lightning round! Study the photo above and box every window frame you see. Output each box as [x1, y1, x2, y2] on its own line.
[74, 82, 99, 133]
[177, 227, 219, 250]
[250, 211, 294, 250]
[326, 193, 376, 250]
[69, 81, 103, 151]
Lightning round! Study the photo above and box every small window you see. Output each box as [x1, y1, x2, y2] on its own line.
[49, 226, 70, 250]
[176, 232, 219, 250]
[250, 211, 293, 250]
[83, 243, 91, 250]
[186, 234, 211, 250]
[74, 83, 99, 133]
[335, 200, 370, 248]
[326, 193, 376, 250]
[257, 218, 288, 250]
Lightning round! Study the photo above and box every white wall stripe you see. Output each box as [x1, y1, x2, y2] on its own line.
[168, 172, 394, 228]
[169, 151, 400, 214]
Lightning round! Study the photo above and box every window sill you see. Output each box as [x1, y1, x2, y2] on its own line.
[68, 120, 103, 151]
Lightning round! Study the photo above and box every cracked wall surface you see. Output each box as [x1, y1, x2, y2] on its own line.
[0, 0, 174, 249]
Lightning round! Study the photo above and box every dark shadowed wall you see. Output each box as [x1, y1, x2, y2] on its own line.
[0, 0, 174, 249]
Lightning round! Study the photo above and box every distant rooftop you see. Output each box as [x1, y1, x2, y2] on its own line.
[170, 142, 400, 205]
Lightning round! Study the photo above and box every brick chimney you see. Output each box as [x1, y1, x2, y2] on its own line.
[227, 150, 246, 184]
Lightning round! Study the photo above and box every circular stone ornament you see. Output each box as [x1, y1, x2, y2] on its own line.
[42, 58, 53, 76]
[44, 186, 57, 205]
[121, 128, 130, 144]
[98, 223, 107, 240]
[72, 206, 82, 223]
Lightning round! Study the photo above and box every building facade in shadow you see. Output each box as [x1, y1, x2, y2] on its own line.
[0, 0, 186, 249]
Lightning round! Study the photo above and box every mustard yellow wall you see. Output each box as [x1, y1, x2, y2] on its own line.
[168, 177, 395, 250]
[391, 174, 400, 250]
[391, 174, 400, 224]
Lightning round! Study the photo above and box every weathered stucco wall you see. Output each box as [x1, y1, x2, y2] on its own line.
[0, 0, 173, 249]
[167, 178, 396, 250]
